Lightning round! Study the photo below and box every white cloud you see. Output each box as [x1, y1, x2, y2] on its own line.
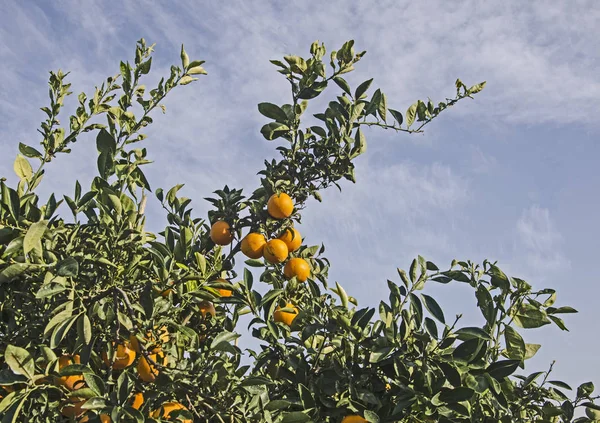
[515, 205, 571, 274]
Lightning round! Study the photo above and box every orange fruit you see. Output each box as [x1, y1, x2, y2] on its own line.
[240, 232, 267, 259]
[273, 303, 299, 327]
[263, 239, 288, 264]
[278, 227, 302, 252]
[102, 342, 136, 370]
[80, 414, 111, 423]
[214, 278, 233, 297]
[130, 392, 144, 410]
[150, 401, 192, 423]
[210, 220, 233, 245]
[60, 398, 86, 418]
[137, 350, 167, 383]
[283, 257, 310, 282]
[199, 300, 216, 318]
[267, 192, 294, 219]
[341, 417, 368, 423]
[56, 355, 85, 391]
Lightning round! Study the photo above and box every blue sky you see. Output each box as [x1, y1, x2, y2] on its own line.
[1, 0, 599, 400]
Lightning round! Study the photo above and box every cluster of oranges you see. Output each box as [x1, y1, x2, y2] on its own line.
[47, 326, 192, 422]
[209, 192, 312, 328]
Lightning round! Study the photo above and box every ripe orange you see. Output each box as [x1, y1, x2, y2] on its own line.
[341, 416, 368, 423]
[267, 192, 294, 219]
[214, 278, 233, 297]
[240, 232, 267, 258]
[283, 257, 310, 282]
[137, 350, 167, 383]
[102, 342, 136, 370]
[199, 300, 216, 318]
[55, 355, 85, 391]
[210, 220, 233, 245]
[274, 303, 299, 327]
[278, 227, 302, 252]
[150, 401, 192, 423]
[263, 239, 288, 264]
[80, 414, 111, 423]
[130, 392, 144, 410]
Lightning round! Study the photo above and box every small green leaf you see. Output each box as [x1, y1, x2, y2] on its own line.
[524, 343, 541, 360]
[23, 220, 47, 255]
[180, 44, 189, 68]
[421, 294, 445, 324]
[487, 359, 520, 380]
[179, 75, 198, 85]
[13, 155, 32, 180]
[57, 257, 79, 277]
[406, 102, 418, 128]
[281, 411, 310, 423]
[504, 325, 526, 360]
[4, 345, 35, 380]
[258, 103, 288, 122]
[389, 108, 403, 126]
[355, 78, 373, 99]
[96, 129, 116, 154]
[187, 65, 207, 75]
[18, 143, 43, 159]
[455, 327, 492, 341]
[260, 122, 289, 141]
[333, 77, 351, 95]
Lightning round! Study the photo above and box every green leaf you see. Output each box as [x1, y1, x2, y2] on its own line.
[389, 108, 403, 126]
[355, 78, 373, 99]
[281, 411, 310, 423]
[57, 257, 79, 277]
[18, 143, 43, 159]
[377, 92, 388, 122]
[333, 77, 351, 95]
[455, 327, 492, 341]
[260, 122, 290, 140]
[546, 306, 578, 314]
[524, 343, 541, 360]
[351, 127, 366, 158]
[439, 387, 475, 403]
[13, 155, 32, 180]
[4, 345, 35, 380]
[487, 359, 520, 380]
[513, 304, 551, 329]
[467, 81, 486, 94]
[0, 263, 31, 283]
[577, 382, 594, 398]
[23, 220, 47, 255]
[96, 129, 116, 154]
[421, 294, 445, 324]
[180, 44, 189, 68]
[503, 325, 525, 360]
[406, 102, 418, 128]
[187, 65, 207, 75]
[139, 57, 152, 75]
[549, 380, 572, 390]
[364, 410, 380, 423]
[258, 103, 288, 122]
[82, 314, 92, 344]
[210, 331, 240, 350]
[335, 282, 349, 308]
[179, 75, 197, 85]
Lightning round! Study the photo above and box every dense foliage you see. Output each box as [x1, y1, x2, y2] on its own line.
[0, 39, 598, 423]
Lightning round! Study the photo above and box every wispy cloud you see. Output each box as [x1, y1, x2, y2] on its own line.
[515, 205, 570, 275]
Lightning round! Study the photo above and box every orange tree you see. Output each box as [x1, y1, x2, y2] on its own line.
[0, 39, 597, 423]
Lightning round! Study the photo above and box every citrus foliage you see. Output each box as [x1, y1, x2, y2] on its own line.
[0, 38, 597, 423]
